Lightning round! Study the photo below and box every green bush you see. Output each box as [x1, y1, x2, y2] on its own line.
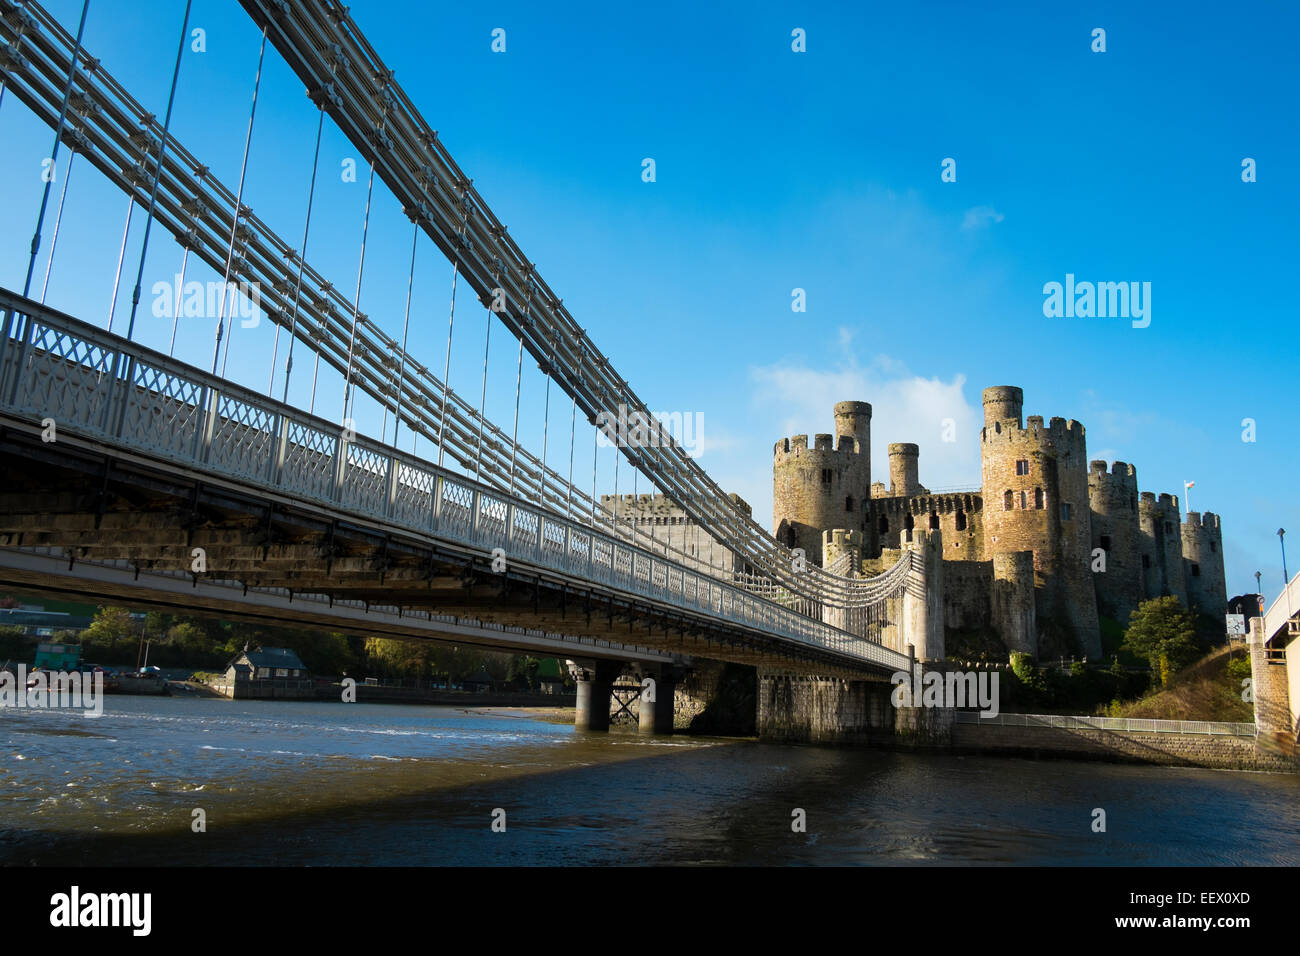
[1225, 656, 1252, 682]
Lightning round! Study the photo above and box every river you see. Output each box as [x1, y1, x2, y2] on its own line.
[2, 696, 1297, 866]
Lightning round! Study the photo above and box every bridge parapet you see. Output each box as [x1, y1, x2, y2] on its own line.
[0, 291, 912, 674]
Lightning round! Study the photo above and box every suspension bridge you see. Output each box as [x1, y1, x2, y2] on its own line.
[0, 0, 939, 733]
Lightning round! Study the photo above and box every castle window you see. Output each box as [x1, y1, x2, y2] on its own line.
[1034, 487, 1044, 509]
[879, 515, 889, 535]
[929, 513, 940, 530]
[1164, 521, 1173, 535]
[1061, 502, 1073, 521]
[821, 468, 833, 485]
[904, 513, 914, 542]
[1130, 496, 1136, 511]
[1019, 490, 1028, 510]
[1192, 563, 1201, 577]
[1210, 542, 1216, 553]
[955, 511, 967, 532]
[1003, 490, 1014, 511]
[1142, 555, 1151, 569]
[845, 496, 854, 513]
[1100, 535, 1112, 552]
[1016, 459, 1030, 476]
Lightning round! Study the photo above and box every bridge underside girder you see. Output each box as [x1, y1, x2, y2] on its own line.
[0, 426, 877, 678]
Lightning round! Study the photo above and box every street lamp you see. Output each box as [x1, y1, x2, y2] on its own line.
[1280, 529, 1289, 587]
[1255, 570, 1263, 614]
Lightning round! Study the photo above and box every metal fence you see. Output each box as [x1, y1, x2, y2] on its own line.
[954, 711, 1256, 736]
[0, 293, 912, 672]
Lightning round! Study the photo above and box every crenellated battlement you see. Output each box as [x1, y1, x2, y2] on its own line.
[773, 433, 864, 461]
[981, 413, 1086, 452]
[1090, 459, 1137, 479]
[1139, 491, 1180, 514]
[601, 491, 752, 517]
[872, 492, 982, 515]
[823, 528, 863, 549]
[1184, 511, 1222, 532]
[1089, 460, 1138, 500]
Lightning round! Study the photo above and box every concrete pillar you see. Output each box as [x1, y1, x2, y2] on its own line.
[571, 659, 621, 732]
[638, 666, 679, 735]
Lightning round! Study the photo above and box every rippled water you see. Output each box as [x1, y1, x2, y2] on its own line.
[2, 697, 1297, 865]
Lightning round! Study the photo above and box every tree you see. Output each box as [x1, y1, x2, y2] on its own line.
[83, 606, 137, 656]
[1122, 597, 1201, 686]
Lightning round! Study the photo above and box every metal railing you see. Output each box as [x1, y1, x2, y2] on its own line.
[954, 711, 1256, 736]
[0, 0, 908, 612]
[0, 292, 912, 672]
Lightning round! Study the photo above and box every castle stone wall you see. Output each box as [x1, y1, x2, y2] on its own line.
[872, 492, 984, 559]
[942, 559, 993, 632]
[601, 491, 751, 573]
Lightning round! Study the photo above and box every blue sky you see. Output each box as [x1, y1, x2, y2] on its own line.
[1, 0, 1296, 605]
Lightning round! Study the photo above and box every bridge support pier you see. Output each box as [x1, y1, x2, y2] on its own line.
[571, 659, 622, 732]
[638, 665, 682, 735]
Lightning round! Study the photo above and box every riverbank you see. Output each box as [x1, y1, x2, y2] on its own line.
[4, 695, 1297, 866]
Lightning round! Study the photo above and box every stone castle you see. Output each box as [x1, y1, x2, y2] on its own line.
[772, 387, 1228, 660]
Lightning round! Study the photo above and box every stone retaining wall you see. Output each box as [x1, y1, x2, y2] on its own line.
[951, 721, 1297, 772]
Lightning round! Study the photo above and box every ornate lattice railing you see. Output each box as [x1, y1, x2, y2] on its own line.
[0, 291, 912, 672]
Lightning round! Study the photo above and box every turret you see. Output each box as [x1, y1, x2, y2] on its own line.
[888, 442, 921, 497]
[1183, 511, 1227, 620]
[1088, 460, 1142, 624]
[1138, 492, 1187, 607]
[982, 386, 1024, 430]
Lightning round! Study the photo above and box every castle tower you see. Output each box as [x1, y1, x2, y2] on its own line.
[992, 551, 1037, 656]
[983, 385, 1024, 431]
[1138, 492, 1187, 607]
[773, 402, 871, 567]
[980, 387, 1099, 658]
[1088, 460, 1143, 625]
[1183, 511, 1227, 620]
[888, 443, 921, 497]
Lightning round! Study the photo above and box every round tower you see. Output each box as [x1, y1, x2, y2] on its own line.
[1182, 511, 1227, 620]
[992, 551, 1036, 656]
[1088, 460, 1142, 624]
[981, 394, 1099, 658]
[983, 386, 1024, 430]
[773, 402, 871, 567]
[1138, 492, 1187, 607]
[833, 400, 871, 456]
[888, 443, 921, 497]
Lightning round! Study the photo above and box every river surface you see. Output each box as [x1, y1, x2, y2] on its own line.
[2, 696, 1297, 866]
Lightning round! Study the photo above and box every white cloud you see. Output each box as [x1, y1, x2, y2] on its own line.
[961, 205, 1005, 231]
[749, 353, 982, 494]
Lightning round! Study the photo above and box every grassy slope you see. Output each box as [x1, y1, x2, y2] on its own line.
[1107, 644, 1253, 722]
